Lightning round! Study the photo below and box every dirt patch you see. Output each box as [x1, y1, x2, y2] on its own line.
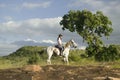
[0, 65, 120, 80]
[23, 65, 42, 72]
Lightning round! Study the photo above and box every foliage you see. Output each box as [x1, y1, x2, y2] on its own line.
[28, 53, 40, 64]
[60, 10, 113, 57]
[95, 45, 120, 61]
[69, 49, 82, 61]
[85, 43, 103, 57]
[60, 10, 113, 44]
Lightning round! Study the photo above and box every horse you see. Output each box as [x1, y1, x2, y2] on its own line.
[46, 39, 77, 65]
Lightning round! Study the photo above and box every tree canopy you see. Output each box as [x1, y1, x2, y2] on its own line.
[60, 10, 114, 59]
[60, 10, 113, 46]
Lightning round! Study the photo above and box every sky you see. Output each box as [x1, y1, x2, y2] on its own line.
[0, 0, 120, 56]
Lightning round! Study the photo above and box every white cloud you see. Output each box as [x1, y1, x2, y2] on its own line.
[24, 38, 38, 43]
[3, 21, 20, 28]
[23, 17, 62, 28]
[22, 1, 51, 9]
[0, 17, 62, 38]
[0, 21, 21, 33]
[42, 40, 56, 44]
[19, 17, 62, 36]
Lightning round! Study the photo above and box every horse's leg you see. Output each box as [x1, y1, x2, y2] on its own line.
[66, 56, 69, 65]
[47, 47, 53, 64]
[63, 56, 68, 64]
[63, 57, 66, 63]
[63, 53, 69, 65]
[47, 56, 51, 64]
[47, 52, 53, 65]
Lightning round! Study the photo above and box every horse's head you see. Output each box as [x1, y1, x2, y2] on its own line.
[70, 39, 77, 48]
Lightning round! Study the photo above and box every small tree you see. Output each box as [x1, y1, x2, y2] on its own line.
[60, 10, 113, 57]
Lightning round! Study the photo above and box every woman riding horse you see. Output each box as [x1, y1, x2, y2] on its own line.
[56, 34, 63, 56]
[47, 39, 77, 65]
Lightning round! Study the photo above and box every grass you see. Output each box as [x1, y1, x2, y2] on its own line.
[0, 57, 28, 69]
[0, 46, 120, 69]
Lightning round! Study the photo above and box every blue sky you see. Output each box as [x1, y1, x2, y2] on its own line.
[0, 0, 120, 56]
[0, 0, 69, 20]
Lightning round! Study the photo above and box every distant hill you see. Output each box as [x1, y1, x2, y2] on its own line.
[8, 46, 46, 57]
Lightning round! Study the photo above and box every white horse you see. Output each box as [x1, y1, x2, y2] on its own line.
[47, 39, 77, 65]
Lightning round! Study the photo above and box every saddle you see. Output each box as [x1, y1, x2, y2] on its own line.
[55, 45, 64, 50]
[55, 45, 64, 56]
[55, 45, 60, 50]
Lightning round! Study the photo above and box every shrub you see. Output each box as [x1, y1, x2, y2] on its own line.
[69, 49, 83, 62]
[28, 53, 40, 64]
[95, 45, 120, 61]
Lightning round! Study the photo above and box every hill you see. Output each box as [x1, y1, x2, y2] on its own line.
[0, 46, 46, 69]
[8, 46, 46, 57]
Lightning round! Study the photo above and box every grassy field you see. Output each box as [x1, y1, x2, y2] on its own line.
[0, 46, 120, 69]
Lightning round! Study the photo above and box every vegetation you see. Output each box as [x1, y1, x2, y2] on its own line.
[0, 45, 120, 69]
[0, 46, 47, 69]
[95, 45, 120, 61]
[59, 10, 118, 61]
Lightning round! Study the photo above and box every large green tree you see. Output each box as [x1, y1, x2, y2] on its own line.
[60, 10, 113, 57]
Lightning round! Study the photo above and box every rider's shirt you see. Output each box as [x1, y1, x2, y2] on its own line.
[57, 37, 62, 46]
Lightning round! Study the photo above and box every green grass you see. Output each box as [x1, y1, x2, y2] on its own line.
[0, 57, 28, 69]
[0, 46, 120, 69]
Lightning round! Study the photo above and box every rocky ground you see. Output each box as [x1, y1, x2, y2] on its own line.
[0, 65, 120, 80]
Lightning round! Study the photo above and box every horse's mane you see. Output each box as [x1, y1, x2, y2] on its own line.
[64, 40, 71, 48]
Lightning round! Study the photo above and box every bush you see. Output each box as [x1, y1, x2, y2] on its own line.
[69, 49, 84, 62]
[28, 53, 40, 64]
[95, 45, 120, 61]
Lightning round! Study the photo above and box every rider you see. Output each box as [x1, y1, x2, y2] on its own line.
[57, 34, 63, 56]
